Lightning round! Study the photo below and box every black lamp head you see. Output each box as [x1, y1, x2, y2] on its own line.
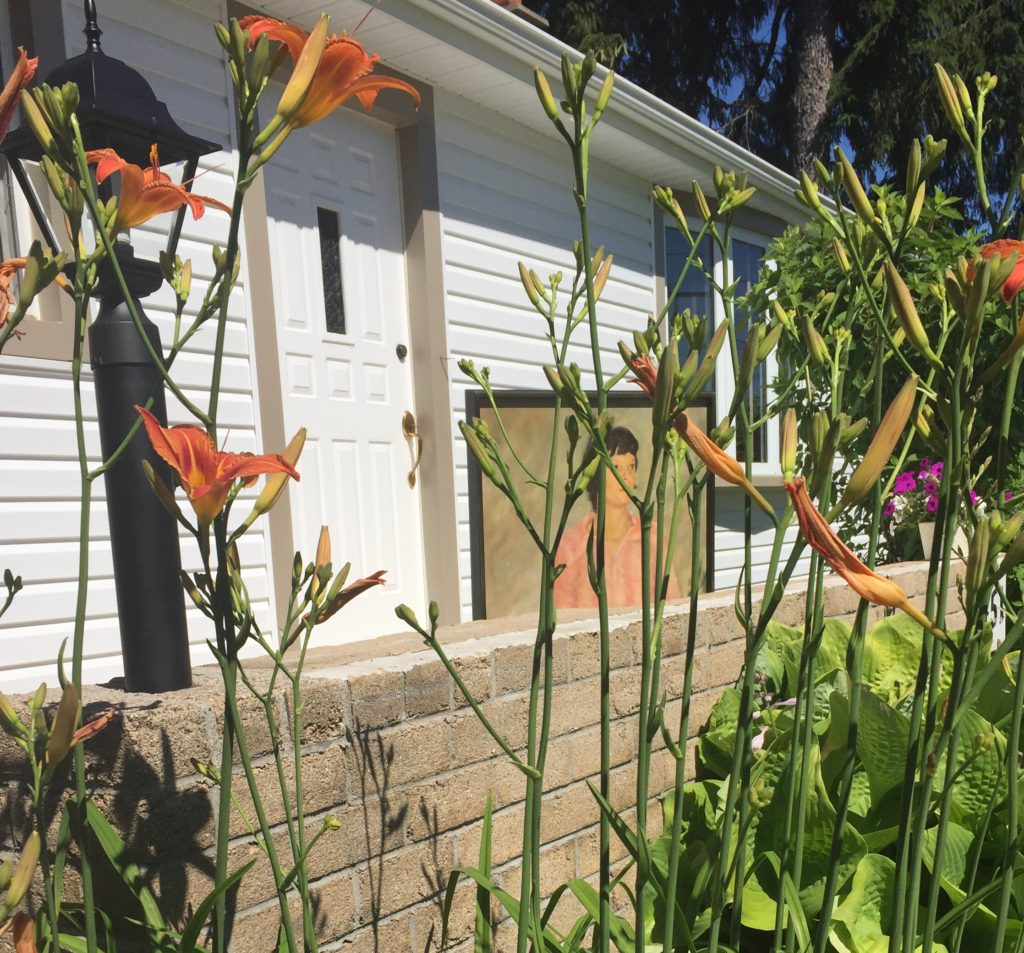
[1, 0, 219, 168]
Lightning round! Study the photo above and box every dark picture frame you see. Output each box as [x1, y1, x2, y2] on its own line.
[466, 389, 716, 620]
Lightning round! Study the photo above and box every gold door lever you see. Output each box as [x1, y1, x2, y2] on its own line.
[402, 411, 423, 488]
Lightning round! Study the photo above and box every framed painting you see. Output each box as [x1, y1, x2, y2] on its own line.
[466, 390, 715, 620]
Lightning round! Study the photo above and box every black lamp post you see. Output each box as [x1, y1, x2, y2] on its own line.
[1, 0, 221, 692]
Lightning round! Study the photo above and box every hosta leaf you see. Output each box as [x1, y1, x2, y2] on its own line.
[829, 853, 895, 953]
[854, 688, 910, 807]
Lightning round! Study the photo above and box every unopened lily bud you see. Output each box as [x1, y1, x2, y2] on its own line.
[679, 349, 698, 388]
[710, 418, 734, 448]
[5, 832, 39, 910]
[884, 261, 939, 364]
[780, 409, 797, 481]
[651, 341, 679, 434]
[543, 364, 565, 397]
[576, 452, 602, 495]
[797, 170, 825, 214]
[914, 407, 932, 439]
[906, 182, 926, 230]
[998, 511, 1024, 548]
[906, 139, 922, 195]
[594, 70, 614, 117]
[772, 300, 795, 334]
[831, 239, 851, 274]
[30, 683, 46, 711]
[757, 323, 782, 362]
[966, 516, 992, 611]
[836, 147, 874, 224]
[314, 526, 331, 586]
[20, 90, 55, 156]
[935, 64, 966, 133]
[973, 732, 996, 753]
[692, 180, 712, 222]
[592, 254, 613, 299]
[0, 693, 26, 741]
[518, 261, 543, 309]
[274, 15, 328, 129]
[802, 314, 829, 367]
[239, 428, 306, 531]
[684, 321, 727, 400]
[809, 411, 829, 459]
[953, 74, 975, 121]
[459, 421, 497, 483]
[1004, 531, 1024, 575]
[734, 325, 762, 405]
[323, 814, 342, 831]
[921, 135, 948, 179]
[840, 416, 869, 446]
[534, 69, 559, 121]
[837, 375, 918, 510]
[395, 603, 423, 634]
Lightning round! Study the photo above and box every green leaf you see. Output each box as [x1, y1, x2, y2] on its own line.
[178, 859, 256, 952]
[854, 688, 910, 807]
[829, 853, 895, 953]
[698, 687, 741, 777]
[474, 794, 494, 953]
[85, 800, 167, 936]
[921, 823, 973, 894]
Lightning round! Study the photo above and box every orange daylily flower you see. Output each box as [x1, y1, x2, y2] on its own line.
[239, 15, 420, 127]
[71, 707, 116, 747]
[785, 476, 943, 638]
[86, 145, 230, 235]
[973, 238, 1024, 302]
[630, 353, 774, 516]
[136, 406, 300, 525]
[12, 912, 36, 953]
[0, 47, 37, 146]
[0, 257, 25, 329]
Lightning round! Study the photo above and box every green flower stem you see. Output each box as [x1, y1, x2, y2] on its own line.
[69, 263, 99, 953]
[30, 724, 61, 945]
[995, 344, 1023, 505]
[661, 476, 705, 952]
[292, 624, 319, 952]
[217, 651, 299, 953]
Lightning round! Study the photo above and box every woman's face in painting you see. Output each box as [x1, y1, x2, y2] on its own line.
[607, 451, 637, 509]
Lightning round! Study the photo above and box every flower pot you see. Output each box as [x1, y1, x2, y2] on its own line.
[918, 521, 969, 560]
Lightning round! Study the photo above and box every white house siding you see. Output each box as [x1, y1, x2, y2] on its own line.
[0, 0, 274, 691]
[431, 92, 807, 616]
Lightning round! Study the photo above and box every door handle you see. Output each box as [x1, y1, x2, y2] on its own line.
[402, 411, 423, 488]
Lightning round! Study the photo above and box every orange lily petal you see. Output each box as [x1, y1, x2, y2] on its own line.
[974, 238, 1024, 302]
[70, 707, 116, 747]
[785, 477, 943, 637]
[0, 47, 38, 145]
[12, 913, 36, 953]
[316, 569, 387, 624]
[136, 406, 300, 525]
[0, 257, 26, 328]
[240, 15, 419, 128]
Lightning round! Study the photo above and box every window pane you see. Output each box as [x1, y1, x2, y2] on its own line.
[732, 239, 767, 461]
[317, 206, 345, 335]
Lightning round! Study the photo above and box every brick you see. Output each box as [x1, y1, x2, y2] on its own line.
[538, 783, 597, 843]
[404, 657, 451, 718]
[697, 601, 741, 648]
[457, 804, 527, 869]
[608, 666, 642, 718]
[230, 747, 347, 838]
[347, 669, 404, 730]
[693, 640, 746, 693]
[287, 677, 347, 745]
[327, 914, 413, 952]
[308, 871, 358, 943]
[450, 694, 531, 765]
[661, 611, 686, 656]
[356, 837, 455, 920]
[451, 652, 493, 708]
[548, 680, 601, 737]
[373, 719, 452, 787]
[567, 719, 636, 782]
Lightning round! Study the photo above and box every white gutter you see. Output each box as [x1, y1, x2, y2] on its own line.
[404, 0, 809, 220]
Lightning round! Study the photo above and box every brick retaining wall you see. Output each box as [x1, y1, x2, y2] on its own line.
[0, 562, 954, 951]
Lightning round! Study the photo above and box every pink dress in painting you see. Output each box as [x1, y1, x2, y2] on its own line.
[553, 510, 682, 610]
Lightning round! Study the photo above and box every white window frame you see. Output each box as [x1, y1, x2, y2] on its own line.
[664, 216, 782, 481]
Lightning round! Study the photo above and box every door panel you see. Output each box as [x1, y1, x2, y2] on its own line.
[263, 107, 425, 642]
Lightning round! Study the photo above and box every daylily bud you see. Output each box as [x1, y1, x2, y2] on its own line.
[810, 412, 829, 459]
[43, 684, 79, 780]
[692, 180, 712, 222]
[835, 148, 874, 224]
[20, 90, 55, 156]
[953, 74, 975, 121]
[594, 70, 614, 117]
[534, 69, 560, 122]
[780, 408, 797, 481]
[921, 136, 948, 179]
[679, 349, 698, 388]
[0, 692, 26, 742]
[966, 516, 992, 612]
[592, 254, 613, 300]
[710, 417, 734, 448]
[906, 139, 922, 195]
[234, 427, 306, 535]
[30, 683, 46, 711]
[802, 314, 829, 367]
[906, 182, 926, 230]
[998, 511, 1024, 548]
[395, 603, 422, 633]
[797, 170, 825, 215]
[651, 341, 679, 434]
[934, 64, 966, 133]
[837, 375, 918, 510]
[312, 526, 331, 598]
[460, 420, 497, 483]
[518, 261, 543, 310]
[840, 416, 869, 446]
[772, 300, 795, 334]
[543, 364, 565, 397]
[733, 324, 762, 409]
[324, 814, 342, 831]
[809, 417, 844, 501]
[884, 261, 940, 364]
[5, 832, 39, 910]
[274, 15, 329, 130]
[831, 239, 851, 274]
[683, 321, 727, 401]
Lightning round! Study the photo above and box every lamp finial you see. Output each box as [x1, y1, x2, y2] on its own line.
[84, 0, 103, 53]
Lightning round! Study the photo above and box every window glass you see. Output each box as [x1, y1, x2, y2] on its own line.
[665, 229, 714, 387]
[317, 206, 346, 335]
[732, 238, 768, 461]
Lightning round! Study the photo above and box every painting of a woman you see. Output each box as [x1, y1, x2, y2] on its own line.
[553, 426, 681, 610]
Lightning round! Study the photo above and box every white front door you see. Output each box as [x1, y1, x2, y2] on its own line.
[263, 107, 426, 642]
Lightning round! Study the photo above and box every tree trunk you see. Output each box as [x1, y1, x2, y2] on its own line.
[789, 0, 835, 174]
